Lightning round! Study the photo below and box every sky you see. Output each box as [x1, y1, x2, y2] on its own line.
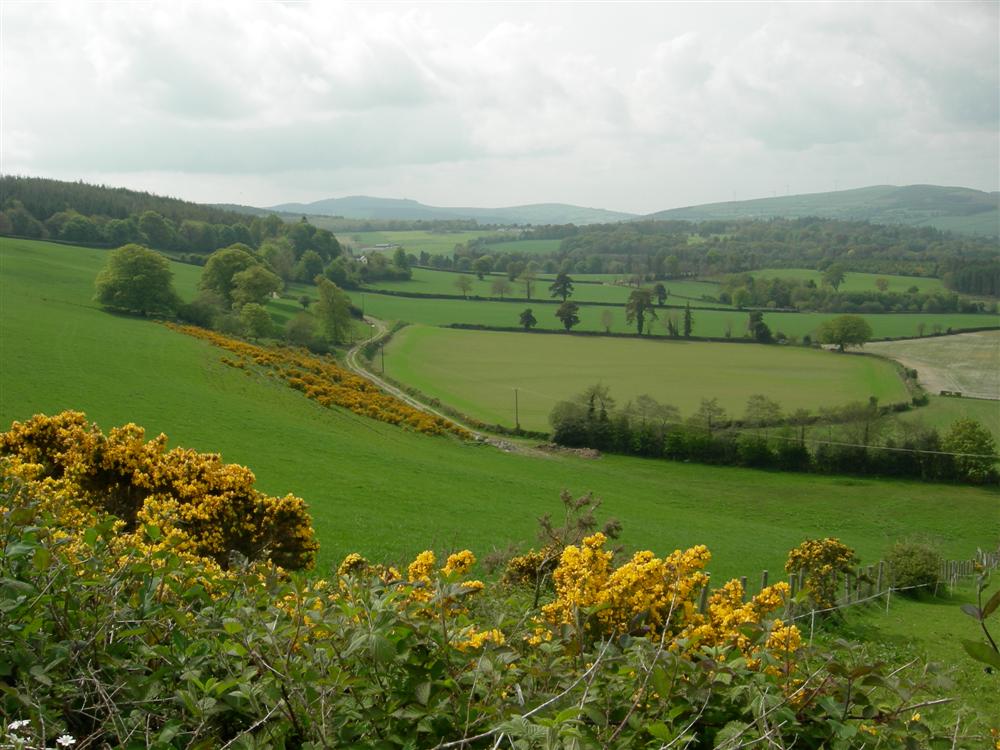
[2, 1, 998, 214]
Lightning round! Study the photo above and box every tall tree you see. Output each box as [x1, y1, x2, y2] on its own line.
[625, 288, 657, 335]
[94, 243, 179, 316]
[472, 255, 493, 280]
[232, 265, 282, 308]
[817, 315, 873, 352]
[519, 268, 537, 300]
[454, 275, 474, 299]
[653, 283, 667, 306]
[600, 309, 614, 333]
[200, 245, 260, 306]
[683, 302, 693, 338]
[549, 272, 574, 302]
[314, 277, 353, 344]
[555, 301, 581, 331]
[689, 397, 728, 438]
[822, 263, 847, 291]
[519, 308, 537, 330]
[490, 277, 512, 300]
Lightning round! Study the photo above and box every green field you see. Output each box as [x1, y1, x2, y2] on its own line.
[898, 395, 1000, 443]
[383, 325, 910, 431]
[486, 238, 563, 254]
[2, 237, 996, 582]
[341, 229, 498, 255]
[867, 331, 999, 400]
[351, 290, 998, 340]
[744, 267, 948, 294]
[362, 267, 729, 306]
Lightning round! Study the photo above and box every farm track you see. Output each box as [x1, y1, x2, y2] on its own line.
[344, 318, 540, 456]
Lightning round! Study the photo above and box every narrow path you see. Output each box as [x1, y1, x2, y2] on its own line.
[344, 318, 532, 454]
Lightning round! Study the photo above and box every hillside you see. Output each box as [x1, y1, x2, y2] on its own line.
[268, 195, 637, 225]
[646, 184, 1000, 237]
[3, 237, 996, 578]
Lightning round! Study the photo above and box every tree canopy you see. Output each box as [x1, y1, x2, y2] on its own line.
[94, 243, 179, 315]
[817, 315, 873, 351]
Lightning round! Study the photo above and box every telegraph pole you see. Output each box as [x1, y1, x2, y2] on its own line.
[514, 388, 520, 431]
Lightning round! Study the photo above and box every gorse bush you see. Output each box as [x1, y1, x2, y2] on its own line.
[0, 411, 318, 570]
[0, 419, 982, 748]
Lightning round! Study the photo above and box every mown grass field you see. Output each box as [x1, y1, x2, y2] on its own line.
[351, 291, 998, 340]
[867, 331, 1000, 400]
[2, 237, 996, 583]
[383, 325, 910, 430]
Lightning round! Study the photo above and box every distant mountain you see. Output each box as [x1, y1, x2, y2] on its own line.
[266, 195, 636, 226]
[645, 185, 999, 238]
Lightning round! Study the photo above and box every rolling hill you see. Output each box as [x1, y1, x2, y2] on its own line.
[645, 184, 999, 237]
[267, 195, 637, 225]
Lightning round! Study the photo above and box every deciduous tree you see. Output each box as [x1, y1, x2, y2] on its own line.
[817, 315, 873, 352]
[315, 277, 353, 344]
[625, 288, 657, 335]
[519, 308, 537, 330]
[555, 301, 581, 331]
[549, 272, 574, 302]
[95, 243, 179, 316]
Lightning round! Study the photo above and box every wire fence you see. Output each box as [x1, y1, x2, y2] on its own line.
[697, 547, 999, 641]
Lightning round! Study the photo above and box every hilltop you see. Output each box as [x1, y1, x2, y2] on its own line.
[646, 184, 999, 237]
[266, 195, 637, 225]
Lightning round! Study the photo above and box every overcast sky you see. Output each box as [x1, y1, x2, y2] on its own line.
[2, 1, 997, 214]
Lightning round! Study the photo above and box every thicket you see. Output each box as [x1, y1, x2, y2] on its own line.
[0, 447, 975, 747]
[548, 388, 998, 484]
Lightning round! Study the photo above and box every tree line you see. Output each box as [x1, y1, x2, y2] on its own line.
[94, 242, 359, 354]
[548, 386, 997, 484]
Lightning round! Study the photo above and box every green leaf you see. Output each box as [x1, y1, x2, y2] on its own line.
[31, 547, 50, 572]
[145, 524, 162, 541]
[222, 618, 244, 635]
[982, 589, 1000, 619]
[369, 633, 394, 664]
[713, 720, 750, 748]
[647, 722, 672, 741]
[83, 527, 98, 546]
[554, 707, 580, 724]
[414, 680, 431, 706]
[960, 603, 982, 621]
[651, 665, 670, 697]
[961, 639, 1000, 669]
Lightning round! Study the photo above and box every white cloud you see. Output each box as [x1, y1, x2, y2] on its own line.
[1, 1, 996, 213]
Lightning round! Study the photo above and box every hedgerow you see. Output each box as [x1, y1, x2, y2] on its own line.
[0, 418, 983, 748]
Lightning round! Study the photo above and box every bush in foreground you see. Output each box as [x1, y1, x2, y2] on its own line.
[0, 466, 976, 747]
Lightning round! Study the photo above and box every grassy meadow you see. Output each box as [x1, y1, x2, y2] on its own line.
[362, 267, 729, 306]
[2, 237, 997, 583]
[340, 229, 497, 255]
[349, 290, 997, 340]
[382, 325, 911, 430]
[742, 267, 948, 294]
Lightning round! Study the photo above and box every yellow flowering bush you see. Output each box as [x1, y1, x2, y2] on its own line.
[785, 537, 859, 610]
[0, 412, 318, 570]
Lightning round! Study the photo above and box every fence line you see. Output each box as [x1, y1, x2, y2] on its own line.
[698, 548, 999, 641]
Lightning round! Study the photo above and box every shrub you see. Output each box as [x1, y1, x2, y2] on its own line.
[0, 411, 318, 570]
[886, 540, 942, 594]
[785, 537, 859, 611]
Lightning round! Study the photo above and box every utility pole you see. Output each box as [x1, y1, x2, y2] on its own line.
[380, 342, 385, 374]
[514, 388, 520, 431]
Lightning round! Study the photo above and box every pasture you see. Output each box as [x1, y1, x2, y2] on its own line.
[361, 267, 729, 306]
[340, 229, 497, 255]
[350, 290, 997, 340]
[2, 237, 995, 581]
[742, 267, 947, 294]
[382, 325, 910, 431]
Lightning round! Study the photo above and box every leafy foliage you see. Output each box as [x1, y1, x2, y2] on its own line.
[94, 243, 179, 315]
[0, 475, 968, 748]
[886, 541, 942, 594]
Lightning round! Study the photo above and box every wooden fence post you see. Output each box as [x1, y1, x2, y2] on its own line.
[760, 570, 769, 592]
